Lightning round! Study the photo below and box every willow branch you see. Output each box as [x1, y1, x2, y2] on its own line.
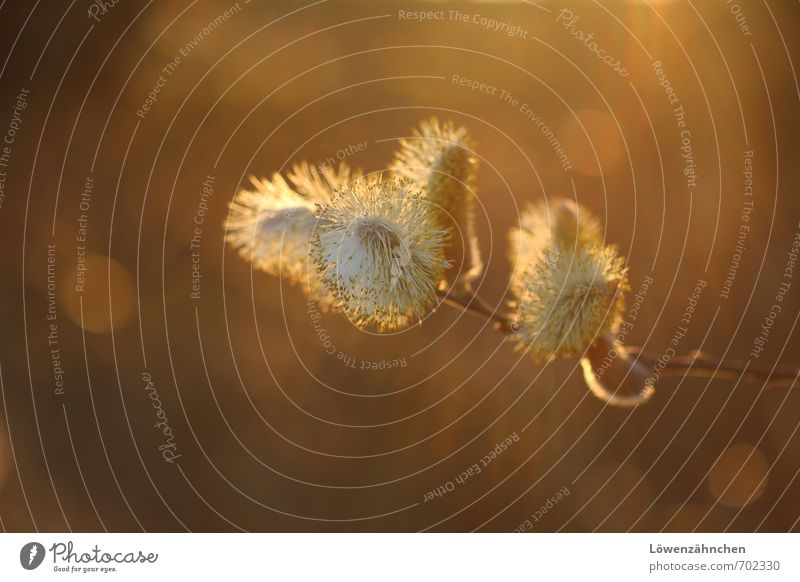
[439, 289, 799, 391]
[437, 289, 514, 332]
[626, 348, 799, 390]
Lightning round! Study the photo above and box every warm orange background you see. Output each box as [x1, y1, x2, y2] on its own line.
[0, 0, 798, 531]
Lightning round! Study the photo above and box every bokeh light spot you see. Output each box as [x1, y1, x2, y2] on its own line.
[559, 109, 625, 177]
[708, 444, 769, 508]
[60, 254, 136, 334]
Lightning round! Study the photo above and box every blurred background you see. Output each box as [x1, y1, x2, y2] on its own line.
[0, 0, 798, 532]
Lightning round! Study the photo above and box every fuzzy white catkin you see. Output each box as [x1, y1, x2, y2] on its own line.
[509, 199, 603, 298]
[510, 201, 628, 360]
[390, 118, 482, 292]
[312, 176, 450, 331]
[225, 162, 358, 306]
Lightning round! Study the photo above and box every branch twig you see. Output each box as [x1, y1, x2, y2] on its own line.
[437, 289, 514, 332]
[439, 288, 799, 391]
[627, 348, 799, 390]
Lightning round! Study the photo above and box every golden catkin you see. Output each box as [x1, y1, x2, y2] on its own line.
[390, 118, 482, 291]
[312, 176, 450, 331]
[225, 162, 358, 307]
[509, 199, 603, 297]
[509, 201, 627, 360]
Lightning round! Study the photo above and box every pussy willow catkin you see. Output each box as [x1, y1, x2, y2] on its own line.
[312, 176, 450, 331]
[509, 201, 628, 361]
[390, 118, 482, 292]
[225, 162, 358, 308]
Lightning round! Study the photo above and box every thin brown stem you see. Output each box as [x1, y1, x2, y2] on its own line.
[437, 289, 514, 332]
[627, 348, 799, 390]
[440, 288, 799, 391]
